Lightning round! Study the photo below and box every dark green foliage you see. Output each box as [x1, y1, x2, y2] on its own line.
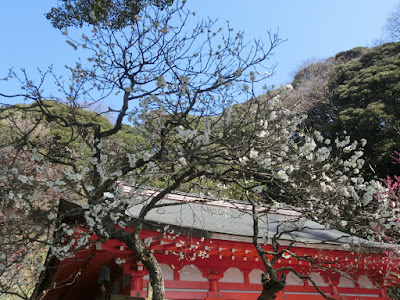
[328, 42, 400, 179]
[13, 101, 111, 146]
[0, 101, 142, 166]
[295, 43, 400, 180]
[334, 46, 369, 62]
[46, 0, 174, 30]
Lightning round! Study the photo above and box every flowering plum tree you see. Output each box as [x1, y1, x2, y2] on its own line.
[0, 1, 280, 298]
[371, 151, 400, 300]
[384, 151, 400, 201]
[0, 1, 397, 300]
[368, 151, 400, 245]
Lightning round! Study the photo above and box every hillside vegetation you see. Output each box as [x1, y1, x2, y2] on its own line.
[287, 42, 400, 180]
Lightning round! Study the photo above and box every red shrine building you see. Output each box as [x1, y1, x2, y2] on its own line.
[32, 187, 400, 300]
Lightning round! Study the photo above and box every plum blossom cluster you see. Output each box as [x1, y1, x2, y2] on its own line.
[228, 97, 396, 238]
[176, 126, 197, 142]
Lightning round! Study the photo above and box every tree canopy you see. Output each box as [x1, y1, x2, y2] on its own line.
[46, 0, 174, 29]
[290, 42, 400, 180]
[330, 43, 400, 179]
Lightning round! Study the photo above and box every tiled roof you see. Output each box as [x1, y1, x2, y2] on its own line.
[124, 186, 372, 249]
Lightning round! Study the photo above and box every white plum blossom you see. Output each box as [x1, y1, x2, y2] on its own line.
[17, 175, 29, 184]
[48, 211, 57, 220]
[239, 156, 249, 165]
[127, 153, 137, 167]
[234, 68, 243, 76]
[276, 170, 289, 182]
[159, 27, 169, 34]
[280, 144, 289, 153]
[249, 149, 259, 159]
[260, 119, 268, 129]
[280, 84, 293, 91]
[269, 111, 278, 121]
[156, 76, 167, 89]
[268, 96, 281, 110]
[315, 147, 330, 162]
[176, 126, 197, 142]
[314, 131, 324, 143]
[142, 151, 152, 161]
[249, 71, 256, 81]
[361, 138, 367, 147]
[115, 257, 126, 265]
[258, 130, 267, 138]
[179, 75, 189, 84]
[178, 157, 188, 166]
[262, 157, 272, 167]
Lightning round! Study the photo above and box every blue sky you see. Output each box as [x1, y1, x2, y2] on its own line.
[0, 0, 398, 97]
[186, 0, 399, 85]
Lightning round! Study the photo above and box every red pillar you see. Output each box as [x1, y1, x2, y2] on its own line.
[322, 272, 340, 300]
[204, 270, 223, 298]
[127, 262, 147, 298]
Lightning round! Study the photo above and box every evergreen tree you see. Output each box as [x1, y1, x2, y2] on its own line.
[291, 43, 400, 180]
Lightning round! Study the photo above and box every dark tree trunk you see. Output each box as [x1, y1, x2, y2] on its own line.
[251, 205, 286, 300]
[111, 227, 165, 300]
[257, 274, 285, 300]
[132, 238, 165, 300]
